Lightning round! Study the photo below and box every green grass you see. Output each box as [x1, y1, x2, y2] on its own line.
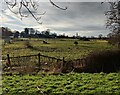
[2, 38, 120, 94]
[2, 38, 117, 60]
[2, 72, 120, 95]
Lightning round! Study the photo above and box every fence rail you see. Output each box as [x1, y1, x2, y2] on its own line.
[9, 54, 38, 58]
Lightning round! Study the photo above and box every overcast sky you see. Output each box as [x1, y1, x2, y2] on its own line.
[0, 1, 111, 37]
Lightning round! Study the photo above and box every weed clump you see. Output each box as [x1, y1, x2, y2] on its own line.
[74, 41, 78, 46]
[24, 41, 33, 48]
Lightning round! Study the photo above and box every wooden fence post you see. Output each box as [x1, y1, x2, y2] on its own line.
[7, 54, 11, 68]
[61, 57, 65, 70]
[38, 53, 41, 70]
[63, 57, 65, 63]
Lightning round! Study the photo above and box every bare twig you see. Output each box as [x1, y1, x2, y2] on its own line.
[4, 0, 18, 14]
[22, 1, 42, 24]
[49, 0, 67, 10]
[4, 0, 67, 24]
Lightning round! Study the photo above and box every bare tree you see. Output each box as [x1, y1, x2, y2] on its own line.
[102, 1, 120, 48]
[4, 0, 67, 24]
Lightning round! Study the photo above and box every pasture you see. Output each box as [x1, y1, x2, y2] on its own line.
[2, 38, 120, 94]
[2, 38, 117, 60]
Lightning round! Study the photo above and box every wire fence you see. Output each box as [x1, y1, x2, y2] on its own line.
[2, 53, 66, 73]
[2, 53, 86, 73]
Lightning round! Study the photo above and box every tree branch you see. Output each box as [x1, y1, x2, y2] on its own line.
[4, 0, 67, 24]
[49, 0, 67, 10]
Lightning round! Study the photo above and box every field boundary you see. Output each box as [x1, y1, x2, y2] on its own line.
[2, 53, 87, 73]
[2, 53, 71, 73]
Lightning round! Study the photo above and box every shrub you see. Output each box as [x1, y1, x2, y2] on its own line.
[74, 41, 78, 46]
[83, 38, 90, 41]
[43, 40, 48, 44]
[79, 37, 90, 41]
[74, 50, 120, 73]
[61, 61, 74, 73]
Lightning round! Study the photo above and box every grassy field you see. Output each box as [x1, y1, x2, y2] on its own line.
[2, 38, 117, 60]
[2, 38, 120, 94]
[2, 72, 120, 95]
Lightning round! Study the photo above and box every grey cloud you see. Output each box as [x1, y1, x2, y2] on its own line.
[42, 2, 106, 24]
[40, 2, 109, 36]
[1, 2, 110, 36]
[50, 24, 106, 32]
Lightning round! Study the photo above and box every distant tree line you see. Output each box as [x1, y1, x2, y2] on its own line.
[1, 27, 108, 40]
[20, 28, 57, 38]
